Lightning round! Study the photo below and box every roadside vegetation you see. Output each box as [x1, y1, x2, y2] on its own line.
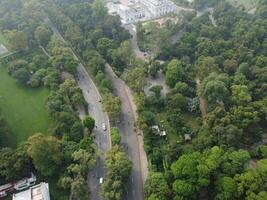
[135, 0, 267, 200]
[1, 0, 267, 200]
[1, 0, 134, 200]
[0, 1, 99, 199]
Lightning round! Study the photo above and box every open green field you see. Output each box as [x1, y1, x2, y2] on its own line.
[227, 0, 259, 10]
[0, 64, 52, 147]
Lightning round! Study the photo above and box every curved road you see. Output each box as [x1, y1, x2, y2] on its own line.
[105, 63, 148, 200]
[46, 17, 111, 200]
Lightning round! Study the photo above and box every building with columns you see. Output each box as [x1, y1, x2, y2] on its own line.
[106, 0, 177, 24]
[138, 0, 175, 17]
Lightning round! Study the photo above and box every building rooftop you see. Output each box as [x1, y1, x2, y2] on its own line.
[12, 183, 50, 200]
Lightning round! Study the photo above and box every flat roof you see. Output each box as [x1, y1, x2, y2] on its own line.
[12, 183, 50, 200]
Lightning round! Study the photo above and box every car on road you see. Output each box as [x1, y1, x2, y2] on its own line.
[102, 123, 107, 131]
[99, 177, 103, 184]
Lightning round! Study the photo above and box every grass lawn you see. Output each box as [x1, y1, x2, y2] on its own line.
[182, 112, 201, 132]
[226, 0, 259, 10]
[157, 113, 182, 145]
[0, 64, 52, 147]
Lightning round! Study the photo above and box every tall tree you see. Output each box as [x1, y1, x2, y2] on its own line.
[34, 26, 53, 46]
[27, 133, 63, 176]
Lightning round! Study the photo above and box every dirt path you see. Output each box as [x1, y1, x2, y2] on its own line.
[196, 76, 207, 121]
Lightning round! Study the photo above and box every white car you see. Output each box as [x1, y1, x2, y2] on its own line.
[102, 123, 107, 131]
[99, 177, 103, 184]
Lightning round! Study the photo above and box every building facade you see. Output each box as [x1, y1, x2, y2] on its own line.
[138, 0, 175, 17]
[106, 0, 176, 24]
[117, 4, 145, 24]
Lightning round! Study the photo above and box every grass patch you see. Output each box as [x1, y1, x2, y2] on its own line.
[182, 112, 201, 132]
[226, 0, 259, 10]
[157, 113, 182, 145]
[0, 64, 52, 147]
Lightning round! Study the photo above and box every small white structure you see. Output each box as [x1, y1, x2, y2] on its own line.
[184, 134, 192, 141]
[12, 182, 50, 200]
[151, 125, 166, 137]
[160, 131, 166, 136]
[151, 125, 160, 133]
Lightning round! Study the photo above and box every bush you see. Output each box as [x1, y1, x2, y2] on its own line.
[111, 127, 121, 146]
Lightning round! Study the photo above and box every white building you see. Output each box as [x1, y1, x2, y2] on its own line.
[138, 0, 175, 18]
[12, 183, 50, 200]
[106, 0, 176, 24]
[117, 4, 145, 24]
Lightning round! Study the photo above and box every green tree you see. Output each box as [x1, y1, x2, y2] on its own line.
[200, 73, 230, 105]
[96, 37, 114, 58]
[126, 67, 147, 93]
[144, 172, 169, 200]
[0, 143, 32, 182]
[5, 30, 28, 51]
[70, 176, 89, 200]
[27, 133, 63, 176]
[149, 85, 162, 98]
[103, 146, 132, 200]
[231, 85, 251, 105]
[69, 121, 84, 142]
[216, 177, 237, 200]
[34, 26, 52, 46]
[198, 56, 219, 80]
[166, 93, 187, 111]
[12, 67, 30, 85]
[230, 105, 259, 129]
[83, 116, 95, 133]
[224, 59, 238, 75]
[103, 93, 120, 123]
[165, 59, 186, 88]
[70, 149, 96, 176]
[8, 59, 28, 74]
[111, 127, 121, 146]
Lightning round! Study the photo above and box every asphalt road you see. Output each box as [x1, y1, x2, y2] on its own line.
[46, 17, 111, 200]
[77, 64, 111, 200]
[123, 24, 150, 61]
[105, 64, 145, 200]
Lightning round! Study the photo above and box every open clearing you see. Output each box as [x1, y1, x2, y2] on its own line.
[0, 64, 51, 147]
